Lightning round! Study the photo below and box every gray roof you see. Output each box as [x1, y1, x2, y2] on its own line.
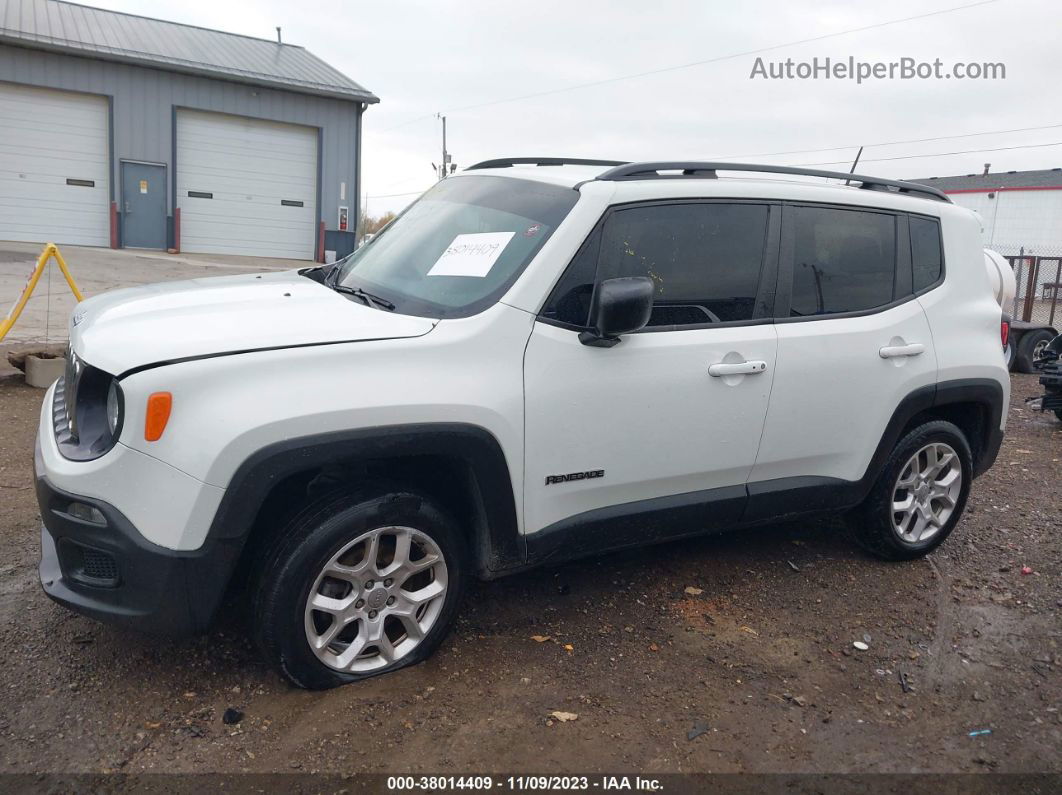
[0, 0, 378, 103]
[909, 168, 1062, 192]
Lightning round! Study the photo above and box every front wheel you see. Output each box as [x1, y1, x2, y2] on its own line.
[252, 488, 467, 689]
[849, 420, 972, 560]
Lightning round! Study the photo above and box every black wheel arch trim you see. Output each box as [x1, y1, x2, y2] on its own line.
[206, 423, 523, 578]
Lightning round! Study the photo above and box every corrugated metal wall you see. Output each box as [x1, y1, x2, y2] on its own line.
[0, 44, 362, 256]
[949, 190, 1062, 252]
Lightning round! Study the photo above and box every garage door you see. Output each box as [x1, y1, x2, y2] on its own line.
[0, 84, 110, 247]
[177, 110, 317, 259]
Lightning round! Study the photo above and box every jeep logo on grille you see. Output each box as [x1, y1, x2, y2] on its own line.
[545, 469, 604, 485]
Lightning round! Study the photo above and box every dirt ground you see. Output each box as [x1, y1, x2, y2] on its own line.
[0, 373, 1058, 776]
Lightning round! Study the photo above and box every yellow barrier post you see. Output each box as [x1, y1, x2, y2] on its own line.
[0, 243, 83, 343]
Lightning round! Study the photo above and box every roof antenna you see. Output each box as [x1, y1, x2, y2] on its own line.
[844, 146, 864, 186]
[276, 26, 282, 44]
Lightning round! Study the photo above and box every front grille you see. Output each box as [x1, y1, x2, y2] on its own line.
[52, 375, 74, 445]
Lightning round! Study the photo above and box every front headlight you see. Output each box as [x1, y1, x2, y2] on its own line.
[106, 378, 121, 435]
[53, 362, 123, 461]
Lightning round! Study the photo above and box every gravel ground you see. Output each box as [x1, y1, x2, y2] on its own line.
[0, 373, 1058, 775]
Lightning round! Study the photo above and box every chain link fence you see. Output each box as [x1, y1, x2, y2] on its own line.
[990, 243, 1062, 327]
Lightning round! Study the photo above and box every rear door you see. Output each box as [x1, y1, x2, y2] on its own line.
[747, 204, 938, 516]
[523, 200, 780, 540]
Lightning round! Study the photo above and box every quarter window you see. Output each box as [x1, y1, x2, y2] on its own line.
[541, 230, 600, 327]
[789, 206, 897, 317]
[910, 216, 943, 291]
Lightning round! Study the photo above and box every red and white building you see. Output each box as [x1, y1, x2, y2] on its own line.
[912, 168, 1062, 254]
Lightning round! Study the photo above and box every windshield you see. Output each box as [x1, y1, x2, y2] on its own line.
[334, 175, 579, 318]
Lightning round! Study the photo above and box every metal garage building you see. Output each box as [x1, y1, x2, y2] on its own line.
[0, 0, 378, 260]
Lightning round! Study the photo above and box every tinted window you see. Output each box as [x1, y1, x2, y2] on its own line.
[594, 203, 769, 326]
[910, 216, 943, 291]
[789, 207, 896, 317]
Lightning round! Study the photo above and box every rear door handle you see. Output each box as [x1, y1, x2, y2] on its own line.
[708, 360, 768, 377]
[879, 343, 925, 359]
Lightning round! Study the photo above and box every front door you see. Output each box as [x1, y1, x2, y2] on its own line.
[121, 162, 167, 249]
[523, 200, 781, 543]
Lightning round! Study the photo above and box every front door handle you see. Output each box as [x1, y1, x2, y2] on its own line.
[124, 200, 131, 213]
[708, 360, 768, 377]
[879, 343, 925, 359]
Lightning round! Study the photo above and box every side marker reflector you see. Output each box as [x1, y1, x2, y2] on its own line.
[144, 392, 172, 441]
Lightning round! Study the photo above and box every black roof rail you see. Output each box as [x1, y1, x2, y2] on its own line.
[467, 157, 630, 170]
[596, 161, 951, 203]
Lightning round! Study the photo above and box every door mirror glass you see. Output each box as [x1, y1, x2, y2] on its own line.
[579, 277, 654, 347]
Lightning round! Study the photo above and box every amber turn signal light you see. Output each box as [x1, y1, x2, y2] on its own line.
[144, 392, 172, 441]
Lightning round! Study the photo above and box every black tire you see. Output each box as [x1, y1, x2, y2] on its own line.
[252, 486, 467, 690]
[848, 420, 973, 561]
[1014, 329, 1054, 373]
[1055, 409, 1062, 423]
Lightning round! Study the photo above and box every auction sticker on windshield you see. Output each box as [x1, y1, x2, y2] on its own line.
[428, 231, 515, 277]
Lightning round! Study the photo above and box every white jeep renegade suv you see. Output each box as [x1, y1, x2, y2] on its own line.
[35, 158, 1009, 689]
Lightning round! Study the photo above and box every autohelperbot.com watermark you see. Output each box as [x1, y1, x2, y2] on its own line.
[750, 56, 1005, 83]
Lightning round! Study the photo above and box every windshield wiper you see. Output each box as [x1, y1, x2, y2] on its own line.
[331, 283, 395, 311]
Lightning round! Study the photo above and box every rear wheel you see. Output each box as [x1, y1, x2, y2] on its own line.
[252, 487, 467, 689]
[849, 420, 972, 560]
[1015, 329, 1054, 373]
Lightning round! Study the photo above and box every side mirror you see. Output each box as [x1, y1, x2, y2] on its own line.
[579, 277, 654, 348]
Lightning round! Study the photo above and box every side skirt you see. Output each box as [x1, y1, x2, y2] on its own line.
[523, 479, 847, 570]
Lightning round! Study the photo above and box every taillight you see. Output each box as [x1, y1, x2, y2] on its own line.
[1000, 320, 1010, 349]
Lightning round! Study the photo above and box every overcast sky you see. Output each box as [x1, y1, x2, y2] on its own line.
[90, 0, 1061, 216]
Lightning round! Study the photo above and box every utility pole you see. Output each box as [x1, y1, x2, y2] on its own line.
[435, 113, 453, 180]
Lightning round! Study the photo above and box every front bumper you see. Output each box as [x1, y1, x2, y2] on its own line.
[35, 437, 238, 636]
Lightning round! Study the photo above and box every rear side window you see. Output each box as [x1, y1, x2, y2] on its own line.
[597, 203, 769, 326]
[789, 206, 897, 317]
[910, 216, 943, 291]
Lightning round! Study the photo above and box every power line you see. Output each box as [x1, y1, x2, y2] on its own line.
[376, 0, 1000, 131]
[796, 140, 1062, 168]
[709, 122, 1062, 161]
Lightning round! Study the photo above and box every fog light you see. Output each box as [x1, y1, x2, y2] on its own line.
[67, 502, 106, 525]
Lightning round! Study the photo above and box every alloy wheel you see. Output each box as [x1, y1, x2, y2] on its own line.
[891, 442, 962, 544]
[303, 525, 448, 673]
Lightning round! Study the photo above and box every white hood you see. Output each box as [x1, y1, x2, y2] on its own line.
[69, 270, 437, 375]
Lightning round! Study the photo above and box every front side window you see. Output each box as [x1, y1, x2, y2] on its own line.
[333, 176, 578, 318]
[789, 206, 897, 317]
[542, 202, 769, 328]
[910, 215, 944, 292]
